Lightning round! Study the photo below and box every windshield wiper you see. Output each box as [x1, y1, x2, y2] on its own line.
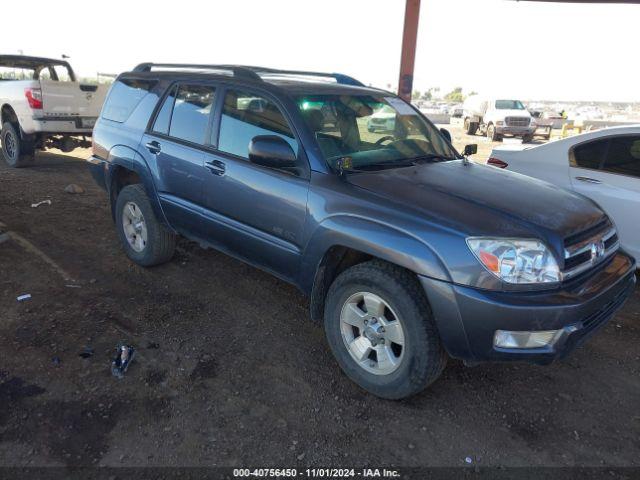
[411, 153, 458, 163]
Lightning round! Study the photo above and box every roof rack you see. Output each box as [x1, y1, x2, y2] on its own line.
[132, 63, 364, 87]
[132, 63, 262, 81]
[245, 66, 365, 87]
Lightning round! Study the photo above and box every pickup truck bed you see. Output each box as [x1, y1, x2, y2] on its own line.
[0, 54, 107, 167]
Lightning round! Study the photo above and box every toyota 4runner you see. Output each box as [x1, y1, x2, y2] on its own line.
[88, 63, 636, 399]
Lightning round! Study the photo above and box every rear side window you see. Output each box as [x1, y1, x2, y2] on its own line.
[602, 136, 640, 178]
[152, 86, 176, 135]
[102, 78, 156, 123]
[218, 89, 297, 159]
[571, 138, 608, 170]
[168, 84, 216, 144]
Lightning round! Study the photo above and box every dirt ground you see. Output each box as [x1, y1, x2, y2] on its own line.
[0, 143, 639, 473]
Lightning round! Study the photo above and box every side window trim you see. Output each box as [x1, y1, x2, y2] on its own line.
[214, 85, 300, 157]
[147, 81, 218, 151]
[569, 137, 610, 171]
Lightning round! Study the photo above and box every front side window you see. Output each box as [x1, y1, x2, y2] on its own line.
[495, 99, 525, 110]
[218, 89, 297, 159]
[602, 136, 640, 177]
[167, 84, 216, 145]
[571, 138, 609, 170]
[296, 94, 457, 170]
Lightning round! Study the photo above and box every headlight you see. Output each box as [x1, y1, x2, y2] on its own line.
[466, 237, 560, 284]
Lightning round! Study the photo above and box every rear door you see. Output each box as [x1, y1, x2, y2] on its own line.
[139, 82, 217, 236]
[200, 86, 309, 282]
[569, 134, 640, 260]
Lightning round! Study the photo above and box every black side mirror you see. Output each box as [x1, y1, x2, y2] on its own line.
[440, 128, 452, 143]
[463, 144, 478, 156]
[248, 135, 297, 168]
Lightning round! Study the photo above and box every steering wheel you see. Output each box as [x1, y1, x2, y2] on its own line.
[375, 135, 395, 146]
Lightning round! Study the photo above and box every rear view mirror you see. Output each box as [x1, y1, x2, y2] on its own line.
[248, 135, 297, 168]
[440, 128, 452, 143]
[463, 144, 478, 156]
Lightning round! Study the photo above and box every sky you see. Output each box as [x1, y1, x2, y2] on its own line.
[3, 0, 638, 102]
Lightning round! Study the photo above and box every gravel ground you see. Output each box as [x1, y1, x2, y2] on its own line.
[0, 148, 639, 473]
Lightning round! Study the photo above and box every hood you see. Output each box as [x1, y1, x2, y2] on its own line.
[346, 160, 605, 246]
[496, 108, 531, 118]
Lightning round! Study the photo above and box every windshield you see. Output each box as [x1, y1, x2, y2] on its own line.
[295, 94, 458, 170]
[495, 99, 525, 110]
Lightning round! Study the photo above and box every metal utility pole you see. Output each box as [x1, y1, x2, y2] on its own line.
[397, 0, 421, 102]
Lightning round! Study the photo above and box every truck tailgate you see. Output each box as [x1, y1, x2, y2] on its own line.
[39, 80, 108, 119]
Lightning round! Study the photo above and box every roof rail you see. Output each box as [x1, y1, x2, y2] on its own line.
[132, 63, 262, 81]
[243, 66, 364, 86]
[132, 63, 364, 87]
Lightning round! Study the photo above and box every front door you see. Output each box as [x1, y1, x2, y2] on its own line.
[201, 87, 309, 282]
[569, 134, 640, 260]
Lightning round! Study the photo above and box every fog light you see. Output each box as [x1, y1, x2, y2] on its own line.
[494, 329, 562, 349]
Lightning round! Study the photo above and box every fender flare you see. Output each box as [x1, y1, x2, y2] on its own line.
[300, 214, 452, 295]
[105, 145, 172, 230]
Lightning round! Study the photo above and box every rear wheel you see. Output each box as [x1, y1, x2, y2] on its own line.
[115, 184, 176, 267]
[1, 122, 35, 168]
[324, 260, 447, 399]
[522, 134, 534, 143]
[464, 118, 478, 135]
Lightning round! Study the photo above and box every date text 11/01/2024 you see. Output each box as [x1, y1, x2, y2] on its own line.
[233, 468, 400, 477]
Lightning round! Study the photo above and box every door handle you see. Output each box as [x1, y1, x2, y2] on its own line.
[575, 176, 602, 184]
[145, 141, 161, 155]
[205, 159, 226, 176]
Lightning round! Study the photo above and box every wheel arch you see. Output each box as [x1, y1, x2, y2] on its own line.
[1, 104, 18, 126]
[303, 216, 451, 323]
[105, 145, 172, 230]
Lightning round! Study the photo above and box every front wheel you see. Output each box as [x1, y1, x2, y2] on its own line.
[522, 134, 534, 143]
[115, 184, 176, 267]
[1, 122, 35, 168]
[324, 260, 447, 399]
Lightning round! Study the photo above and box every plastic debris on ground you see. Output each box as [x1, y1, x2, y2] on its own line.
[111, 344, 136, 378]
[79, 346, 94, 359]
[17, 294, 31, 302]
[31, 199, 52, 208]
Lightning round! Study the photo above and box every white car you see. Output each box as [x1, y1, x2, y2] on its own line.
[0, 54, 108, 167]
[367, 105, 396, 132]
[487, 125, 640, 261]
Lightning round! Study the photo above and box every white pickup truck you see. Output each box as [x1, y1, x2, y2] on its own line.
[462, 95, 536, 143]
[0, 55, 108, 167]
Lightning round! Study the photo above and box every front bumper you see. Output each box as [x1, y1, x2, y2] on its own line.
[495, 125, 536, 136]
[420, 251, 636, 364]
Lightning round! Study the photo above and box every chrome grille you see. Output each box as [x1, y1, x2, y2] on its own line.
[563, 221, 619, 280]
[505, 116, 531, 127]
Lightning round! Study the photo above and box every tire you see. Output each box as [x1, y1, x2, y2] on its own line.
[487, 124, 501, 142]
[522, 134, 534, 143]
[323, 260, 447, 399]
[1, 122, 35, 168]
[367, 126, 375, 133]
[115, 184, 176, 267]
[464, 118, 478, 136]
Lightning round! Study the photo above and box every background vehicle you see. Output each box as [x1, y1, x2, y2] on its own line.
[463, 95, 536, 142]
[488, 125, 640, 261]
[0, 55, 108, 167]
[367, 104, 395, 132]
[89, 64, 635, 399]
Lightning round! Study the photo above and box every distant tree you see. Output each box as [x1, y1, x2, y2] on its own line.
[444, 87, 465, 103]
[468, 91, 478, 97]
[412, 90, 421, 101]
[421, 90, 432, 101]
